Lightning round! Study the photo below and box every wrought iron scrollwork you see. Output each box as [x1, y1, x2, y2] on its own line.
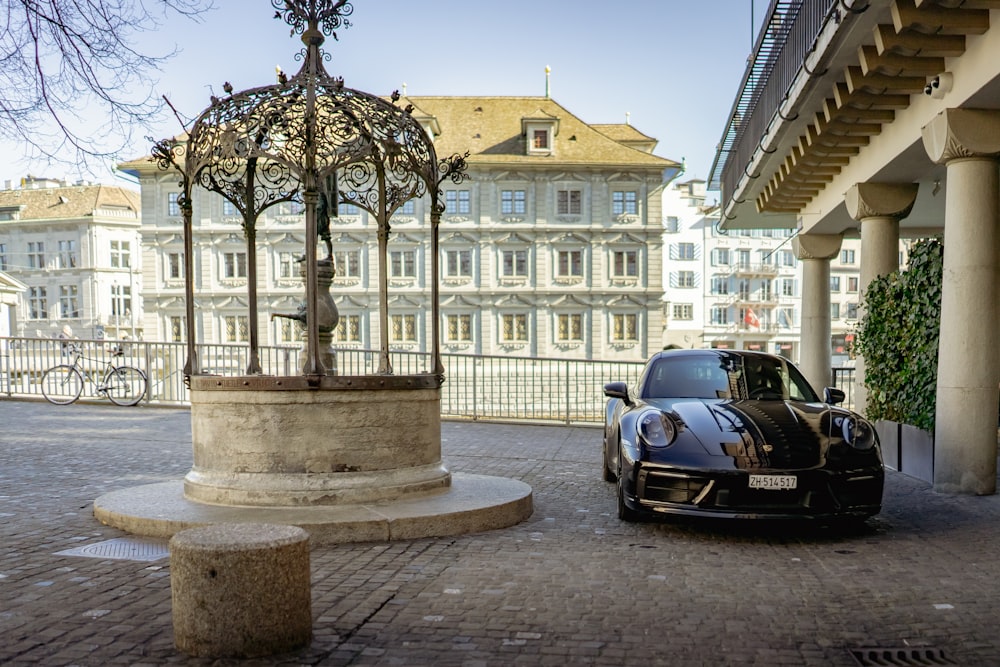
[272, 0, 353, 38]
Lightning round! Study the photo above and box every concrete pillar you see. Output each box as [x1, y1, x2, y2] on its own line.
[922, 108, 1000, 495]
[792, 234, 843, 394]
[845, 182, 918, 415]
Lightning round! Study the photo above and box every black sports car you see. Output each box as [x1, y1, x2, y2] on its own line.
[603, 349, 883, 522]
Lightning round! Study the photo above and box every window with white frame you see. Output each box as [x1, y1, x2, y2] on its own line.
[501, 313, 528, 342]
[444, 249, 473, 278]
[338, 201, 360, 216]
[781, 278, 797, 297]
[778, 307, 795, 328]
[611, 249, 638, 278]
[675, 270, 696, 288]
[277, 252, 297, 279]
[556, 249, 583, 278]
[334, 314, 362, 343]
[847, 276, 859, 293]
[712, 248, 730, 266]
[399, 200, 415, 215]
[830, 276, 841, 292]
[840, 249, 856, 264]
[831, 303, 841, 319]
[736, 249, 751, 269]
[167, 252, 184, 280]
[612, 191, 637, 216]
[57, 240, 77, 269]
[501, 249, 528, 278]
[333, 249, 361, 278]
[223, 252, 247, 279]
[390, 249, 416, 278]
[390, 314, 418, 342]
[710, 306, 729, 325]
[222, 199, 237, 216]
[29, 287, 47, 319]
[224, 314, 249, 343]
[276, 317, 297, 343]
[0, 242, 6, 271]
[611, 313, 638, 342]
[675, 242, 696, 260]
[738, 279, 751, 301]
[28, 241, 44, 269]
[168, 315, 185, 342]
[846, 302, 859, 319]
[711, 276, 729, 295]
[556, 313, 583, 342]
[673, 303, 694, 320]
[446, 314, 473, 342]
[780, 250, 795, 267]
[556, 189, 581, 215]
[110, 240, 129, 269]
[59, 285, 79, 318]
[168, 192, 181, 216]
[444, 190, 470, 214]
[501, 190, 526, 215]
[111, 285, 131, 318]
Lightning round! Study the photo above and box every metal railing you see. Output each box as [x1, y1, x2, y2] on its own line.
[0, 336, 856, 421]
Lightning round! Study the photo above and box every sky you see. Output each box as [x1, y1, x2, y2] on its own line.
[1, 0, 770, 196]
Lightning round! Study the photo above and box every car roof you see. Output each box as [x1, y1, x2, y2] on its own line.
[648, 349, 783, 363]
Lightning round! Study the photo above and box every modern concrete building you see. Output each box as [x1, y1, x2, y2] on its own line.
[122, 96, 681, 361]
[660, 177, 862, 365]
[0, 177, 143, 341]
[709, 0, 1000, 495]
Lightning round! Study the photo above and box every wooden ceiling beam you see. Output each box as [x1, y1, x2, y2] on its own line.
[834, 83, 911, 110]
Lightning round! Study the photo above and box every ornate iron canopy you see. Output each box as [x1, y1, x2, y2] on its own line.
[153, 0, 468, 380]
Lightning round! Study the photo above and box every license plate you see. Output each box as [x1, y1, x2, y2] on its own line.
[748, 474, 797, 490]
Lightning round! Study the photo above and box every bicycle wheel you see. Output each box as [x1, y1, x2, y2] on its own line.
[41, 365, 84, 405]
[102, 366, 147, 406]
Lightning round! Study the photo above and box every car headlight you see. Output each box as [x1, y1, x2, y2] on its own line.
[836, 415, 876, 450]
[637, 411, 677, 448]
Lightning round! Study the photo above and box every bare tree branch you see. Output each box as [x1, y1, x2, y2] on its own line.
[0, 0, 213, 173]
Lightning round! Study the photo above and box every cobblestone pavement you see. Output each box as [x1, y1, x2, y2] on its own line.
[2, 399, 1000, 666]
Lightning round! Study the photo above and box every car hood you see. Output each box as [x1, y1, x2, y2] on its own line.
[649, 398, 841, 470]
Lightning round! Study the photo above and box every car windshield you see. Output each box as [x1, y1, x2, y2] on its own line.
[642, 354, 819, 402]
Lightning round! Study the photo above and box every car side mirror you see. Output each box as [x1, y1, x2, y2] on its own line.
[824, 387, 845, 405]
[604, 381, 632, 406]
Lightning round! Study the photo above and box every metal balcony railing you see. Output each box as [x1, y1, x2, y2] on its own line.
[709, 0, 839, 200]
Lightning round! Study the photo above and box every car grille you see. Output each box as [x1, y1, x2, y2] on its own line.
[638, 470, 709, 504]
[636, 467, 881, 514]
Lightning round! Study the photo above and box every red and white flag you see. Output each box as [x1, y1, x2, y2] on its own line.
[744, 308, 760, 329]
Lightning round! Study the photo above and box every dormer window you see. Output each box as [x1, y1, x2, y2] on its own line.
[522, 109, 559, 156]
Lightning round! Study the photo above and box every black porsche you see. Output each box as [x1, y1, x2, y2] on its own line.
[602, 349, 883, 522]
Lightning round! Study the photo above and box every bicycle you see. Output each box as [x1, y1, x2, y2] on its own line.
[41, 344, 147, 406]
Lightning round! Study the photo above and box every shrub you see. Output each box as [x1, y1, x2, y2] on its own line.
[854, 238, 942, 431]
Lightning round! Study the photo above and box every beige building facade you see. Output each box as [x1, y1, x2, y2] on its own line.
[123, 96, 681, 362]
[0, 177, 143, 341]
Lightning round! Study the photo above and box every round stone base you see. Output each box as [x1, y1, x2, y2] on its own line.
[94, 473, 533, 545]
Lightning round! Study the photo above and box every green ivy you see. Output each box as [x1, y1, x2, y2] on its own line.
[854, 238, 943, 432]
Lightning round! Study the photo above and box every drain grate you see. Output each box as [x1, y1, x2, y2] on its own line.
[849, 647, 956, 666]
[55, 537, 170, 562]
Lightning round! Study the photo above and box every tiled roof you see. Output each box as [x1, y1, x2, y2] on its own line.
[118, 97, 681, 173]
[402, 96, 679, 169]
[0, 184, 140, 222]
